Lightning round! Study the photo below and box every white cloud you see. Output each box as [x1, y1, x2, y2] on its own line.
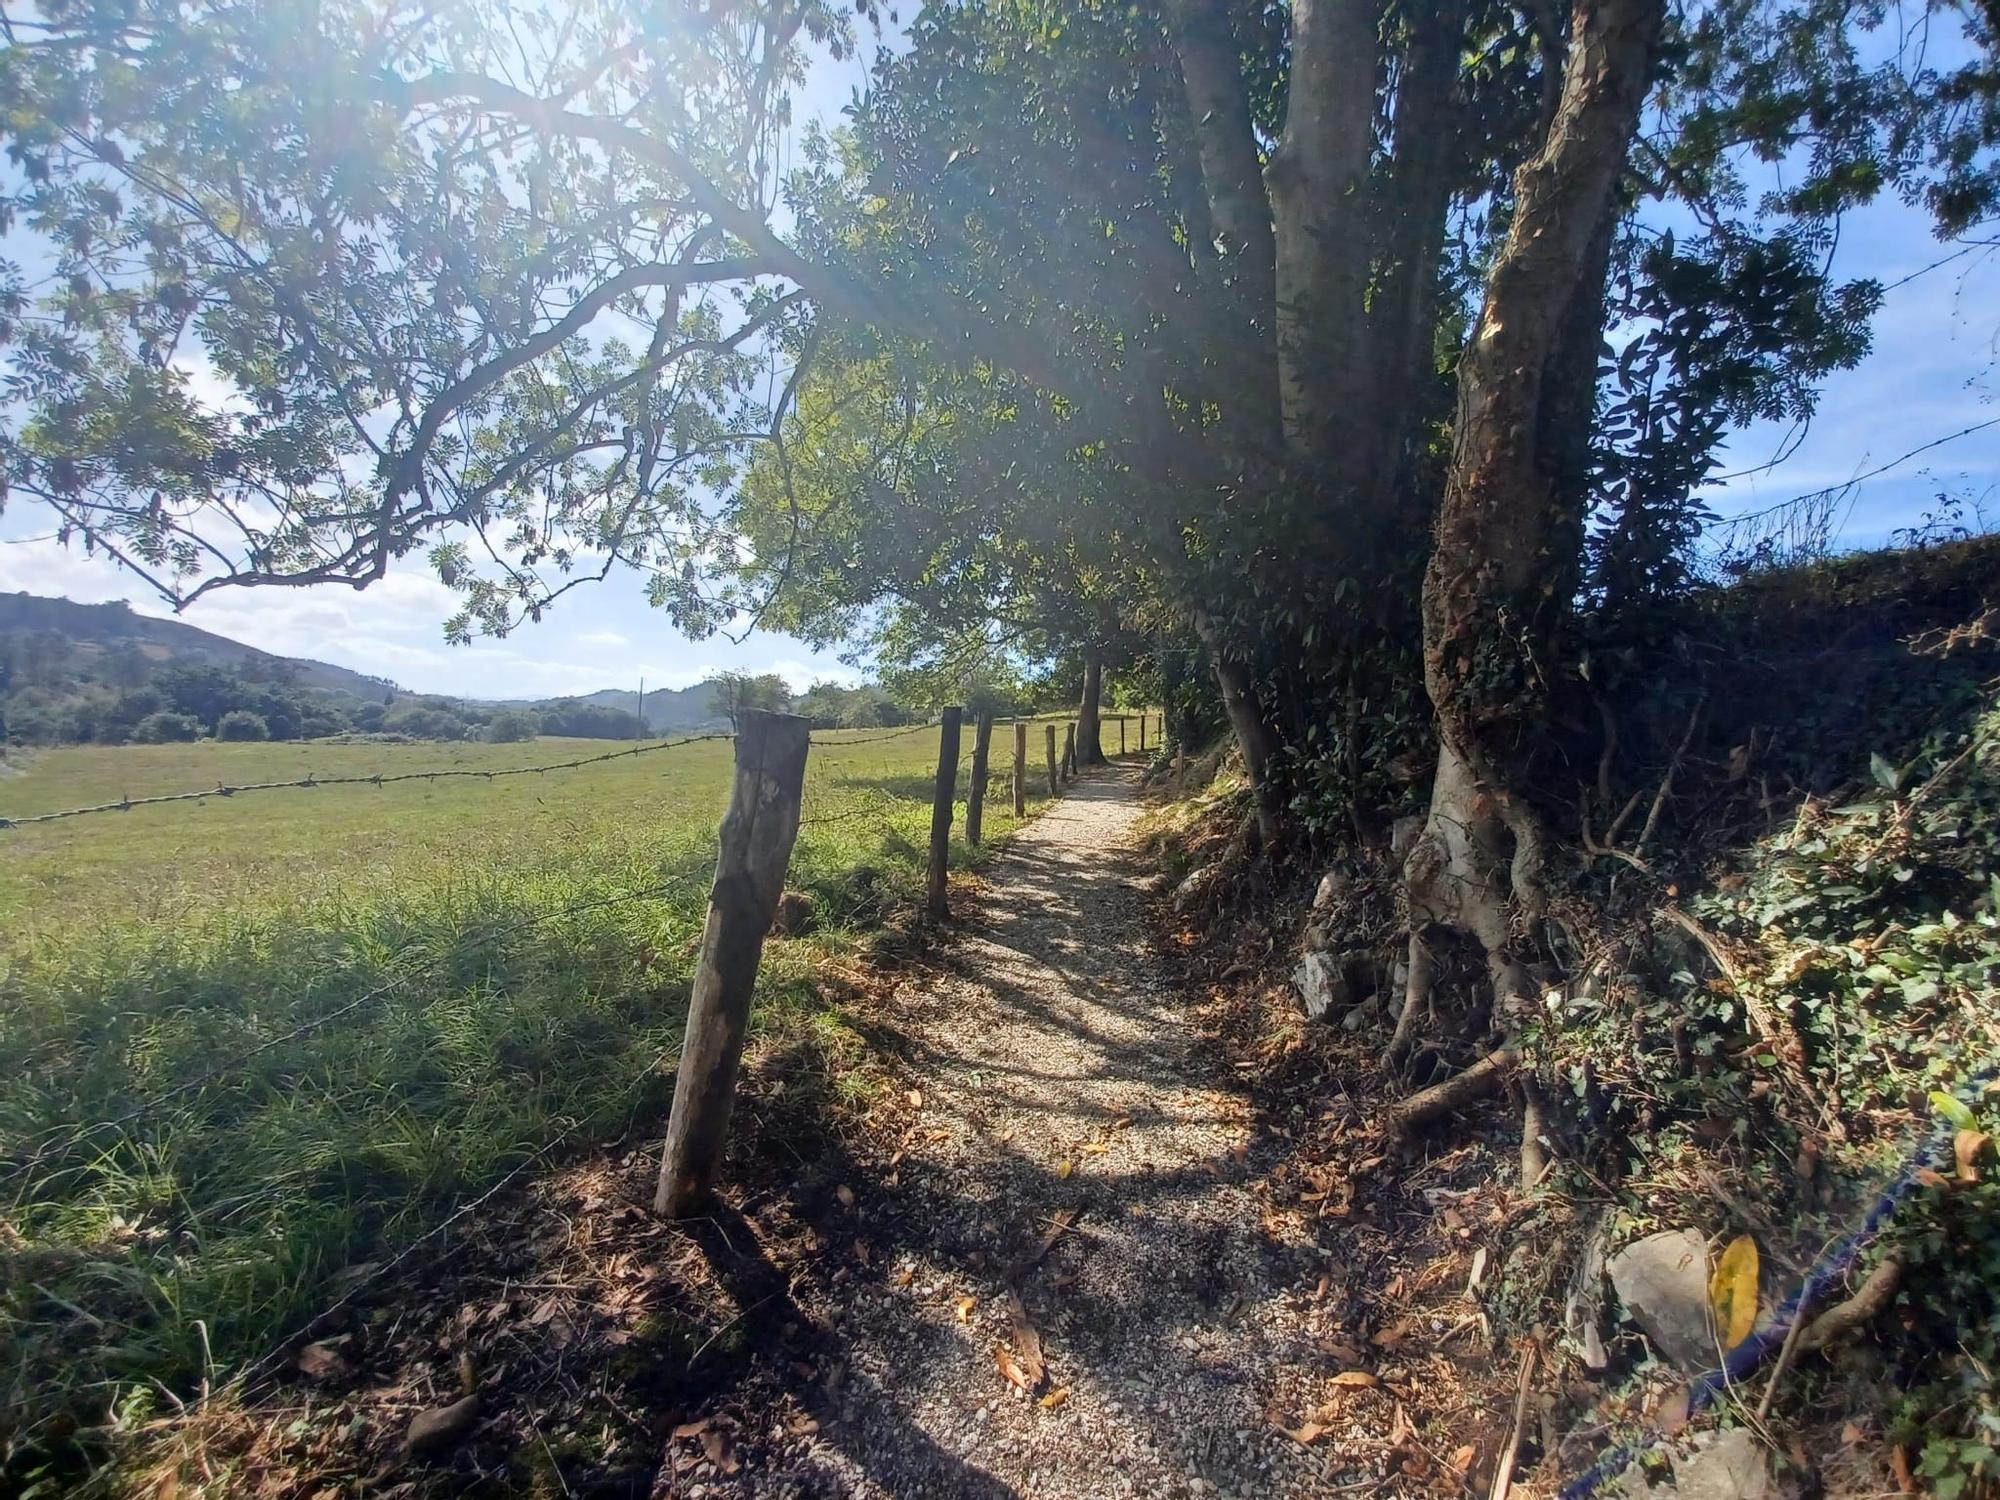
[576, 629, 631, 649]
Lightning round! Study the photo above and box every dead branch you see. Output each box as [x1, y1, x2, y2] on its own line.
[1800, 1252, 1903, 1352]
[1488, 1341, 1539, 1500]
[1387, 1048, 1519, 1135]
[1635, 696, 1705, 858]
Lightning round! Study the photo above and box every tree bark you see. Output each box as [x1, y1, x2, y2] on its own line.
[655, 710, 810, 1216]
[1194, 613, 1279, 844]
[1076, 652, 1106, 765]
[1408, 0, 1663, 1030]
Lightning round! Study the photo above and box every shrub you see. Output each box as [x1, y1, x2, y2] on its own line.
[131, 711, 202, 744]
[215, 709, 270, 741]
[484, 709, 539, 743]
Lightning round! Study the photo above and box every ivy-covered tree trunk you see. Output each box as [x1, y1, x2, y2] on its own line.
[1406, 0, 1664, 1026]
[1076, 650, 1106, 765]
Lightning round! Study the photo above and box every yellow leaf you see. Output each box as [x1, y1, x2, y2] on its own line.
[1039, 1386, 1070, 1409]
[1057, 1158, 1075, 1180]
[955, 1295, 976, 1322]
[1329, 1370, 1379, 1388]
[1709, 1234, 1760, 1352]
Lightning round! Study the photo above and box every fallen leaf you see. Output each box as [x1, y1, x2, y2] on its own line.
[853, 1238, 871, 1266]
[672, 1418, 710, 1440]
[1449, 1443, 1477, 1473]
[1709, 1234, 1760, 1352]
[1654, 1386, 1691, 1435]
[896, 1266, 916, 1287]
[1329, 1370, 1379, 1388]
[998, 1128, 1016, 1144]
[1111, 1115, 1133, 1129]
[1840, 1421, 1865, 1446]
[1917, 1167, 1952, 1189]
[1891, 1443, 1917, 1494]
[1389, 1402, 1412, 1446]
[1370, 1318, 1413, 1350]
[1321, 1340, 1365, 1365]
[1080, 1142, 1108, 1155]
[955, 1295, 977, 1321]
[700, 1428, 740, 1475]
[787, 1414, 820, 1436]
[1279, 1420, 1327, 1445]
[1005, 1293, 1046, 1385]
[1056, 1158, 1075, 1180]
[995, 1345, 1033, 1391]
[1956, 1128, 1993, 1184]
[835, 1184, 856, 1208]
[293, 1340, 353, 1382]
[1313, 1272, 1332, 1302]
[1039, 1386, 1070, 1409]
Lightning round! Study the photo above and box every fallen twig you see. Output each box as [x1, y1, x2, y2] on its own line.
[1801, 1252, 1903, 1352]
[1489, 1341, 1538, 1500]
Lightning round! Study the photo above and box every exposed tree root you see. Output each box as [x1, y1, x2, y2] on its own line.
[1382, 931, 1435, 1069]
[1801, 1252, 1904, 1352]
[1387, 1047, 1519, 1135]
[1519, 1078, 1550, 1191]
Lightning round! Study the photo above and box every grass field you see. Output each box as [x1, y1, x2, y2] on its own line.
[0, 717, 1127, 1489]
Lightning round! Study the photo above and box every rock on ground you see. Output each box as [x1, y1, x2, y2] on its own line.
[1607, 1229, 1715, 1370]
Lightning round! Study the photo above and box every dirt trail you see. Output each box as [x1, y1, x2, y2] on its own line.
[707, 765, 1359, 1499]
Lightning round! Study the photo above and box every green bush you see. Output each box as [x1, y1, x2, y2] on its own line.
[215, 709, 270, 741]
[131, 710, 202, 744]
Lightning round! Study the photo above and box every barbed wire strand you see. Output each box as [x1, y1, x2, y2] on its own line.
[0, 734, 736, 830]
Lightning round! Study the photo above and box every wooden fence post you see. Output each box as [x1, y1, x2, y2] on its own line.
[966, 712, 994, 845]
[1013, 719, 1027, 817]
[1063, 723, 1076, 780]
[655, 710, 810, 1216]
[1120, 717, 1127, 755]
[1139, 714, 1147, 753]
[1045, 723, 1059, 795]
[927, 707, 963, 921]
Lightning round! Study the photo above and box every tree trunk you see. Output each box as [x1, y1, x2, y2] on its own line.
[966, 711, 995, 844]
[1193, 613, 1279, 845]
[1407, 0, 1664, 1031]
[1076, 652, 1106, 765]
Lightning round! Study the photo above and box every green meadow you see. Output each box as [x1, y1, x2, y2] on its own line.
[0, 721, 1078, 1486]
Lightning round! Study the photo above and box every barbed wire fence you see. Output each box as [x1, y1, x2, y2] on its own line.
[0, 705, 1136, 1428]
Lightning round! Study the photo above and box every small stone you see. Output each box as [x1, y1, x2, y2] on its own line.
[1341, 995, 1384, 1033]
[1312, 869, 1353, 910]
[1673, 1429, 1772, 1500]
[1292, 952, 1350, 1022]
[1607, 1228, 1714, 1369]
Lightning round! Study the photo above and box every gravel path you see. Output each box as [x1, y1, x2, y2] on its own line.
[705, 765, 1362, 1499]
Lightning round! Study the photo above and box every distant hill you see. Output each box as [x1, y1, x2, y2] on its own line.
[0, 592, 398, 701]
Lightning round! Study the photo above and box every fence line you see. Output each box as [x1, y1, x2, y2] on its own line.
[0, 733, 738, 830]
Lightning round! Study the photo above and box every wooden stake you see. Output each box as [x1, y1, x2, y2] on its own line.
[655, 711, 810, 1216]
[926, 707, 963, 921]
[1119, 718, 1127, 755]
[1013, 719, 1027, 816]
[966, 712, 995, 845]
[1045, 723, 1058, 795]
[1139, 714, 1147, 753]
[1062, 723, 1075, 780]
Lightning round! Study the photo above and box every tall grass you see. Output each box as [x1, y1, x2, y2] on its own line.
[0, 723, 1073, 1489]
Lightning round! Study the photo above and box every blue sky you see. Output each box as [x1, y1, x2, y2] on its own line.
[1, 21, 1994, 699]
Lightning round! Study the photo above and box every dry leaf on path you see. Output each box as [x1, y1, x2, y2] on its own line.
[1279, 1420, 1327, 1445]
[907, 1089, 925, 1108]
[293, 1340, 353, 1382]
[955, 1295, 977, 1322]
[700, 1428, 740, 1475]
[1892, 1443, 1917, 1494]
[1005, 1293, 1047, 1385]
[1329, 1370, 1379, 1388]
[995, 1345, 1034, 1392]
[1039, 1386, 1070, 1409]
[1056, 1158, 1075, 1180]
[835, 1184, 856, 1208]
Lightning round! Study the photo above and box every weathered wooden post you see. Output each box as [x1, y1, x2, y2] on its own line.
[926, 706, 963, 921]
[1139, 714, 1147, 753]
[1120, 717, 1127, 755]
[1013, 719, 1027, 817]
[655, 710, 810, 1216]
[1045, 723, 1059, 795]
[1063, 723, 1076, 780]
[966, 712, 995, 845]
